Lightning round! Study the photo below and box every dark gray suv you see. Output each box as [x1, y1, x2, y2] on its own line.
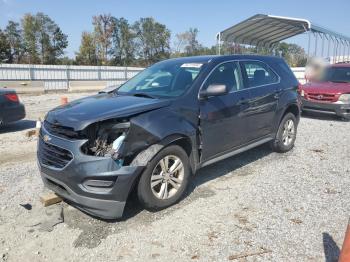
[38, 55, 301, 219]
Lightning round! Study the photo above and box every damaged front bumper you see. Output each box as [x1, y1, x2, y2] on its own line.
[37, 125, 144, 219]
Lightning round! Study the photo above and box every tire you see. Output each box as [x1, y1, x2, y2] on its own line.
[270, 113, 297, 153]
[341, 116, 350, 122]
[137, 145, 191, 211]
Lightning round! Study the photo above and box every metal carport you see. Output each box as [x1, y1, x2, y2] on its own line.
[217, 14, 350, 63]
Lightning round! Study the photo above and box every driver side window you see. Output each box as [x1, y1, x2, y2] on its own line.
[136, 72, 172, 90]
[204, 62, 242, 92]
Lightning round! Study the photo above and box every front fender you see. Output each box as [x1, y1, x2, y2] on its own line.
[122, 107, 198, 166]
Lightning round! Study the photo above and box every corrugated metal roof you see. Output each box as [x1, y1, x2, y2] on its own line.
[219, 14, 350, 47]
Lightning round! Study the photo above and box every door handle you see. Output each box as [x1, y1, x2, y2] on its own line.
[274, 90, 282, 99]
[237, 98, 248, 105]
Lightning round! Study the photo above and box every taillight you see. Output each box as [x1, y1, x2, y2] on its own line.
[4, 93, 19, 102]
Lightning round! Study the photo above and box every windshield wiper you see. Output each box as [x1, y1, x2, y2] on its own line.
[131, 93, 157, 99]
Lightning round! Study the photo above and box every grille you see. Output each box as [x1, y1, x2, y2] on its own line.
[38, 138, 73, 169]
[44, 121, 81, 139]
[305, 93, 338, 102]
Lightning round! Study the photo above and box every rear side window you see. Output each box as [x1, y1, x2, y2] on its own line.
[277, 61, 295, 77]
[241, 61, 279, 88]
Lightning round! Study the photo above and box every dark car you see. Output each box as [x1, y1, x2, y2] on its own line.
[37, 55, 300, 219]
[0, 88, 26, 126]
[300, 63, 350, 120]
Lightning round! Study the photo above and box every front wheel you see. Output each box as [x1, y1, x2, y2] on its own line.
[137, 145, 191, 211]
[270, 113, 297, 153]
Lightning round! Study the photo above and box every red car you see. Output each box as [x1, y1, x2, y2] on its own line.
[300, 63, 350, 120]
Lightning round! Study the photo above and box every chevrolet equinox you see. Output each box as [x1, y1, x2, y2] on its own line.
[38, 55, 301, 219]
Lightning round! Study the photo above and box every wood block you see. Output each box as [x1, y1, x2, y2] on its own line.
[25, 129, 39, 137]
[40, 193, 62, 207]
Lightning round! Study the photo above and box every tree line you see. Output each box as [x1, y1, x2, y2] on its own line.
[0, 13, 307, 67]
[0, 13, 68, 64]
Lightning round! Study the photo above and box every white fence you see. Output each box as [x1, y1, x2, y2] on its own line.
[0, 63, 306, 91]
[291, 67, 306, 84]
[0, 64, 144, 91]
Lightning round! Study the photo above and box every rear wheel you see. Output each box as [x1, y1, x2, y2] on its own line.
[137, 145, 190, 210]
[270, 113, 297, 153]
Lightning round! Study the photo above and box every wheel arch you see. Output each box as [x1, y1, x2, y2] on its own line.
[126, 134, 195, 200]
[275, 102, 300, 131]
[130, 134, 196, 173]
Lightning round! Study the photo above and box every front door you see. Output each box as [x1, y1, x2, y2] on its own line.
[199, 61, 251, 162]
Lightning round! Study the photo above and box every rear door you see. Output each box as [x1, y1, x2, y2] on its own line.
[240, 60, 280, 141]
[199, 61, 251, 162]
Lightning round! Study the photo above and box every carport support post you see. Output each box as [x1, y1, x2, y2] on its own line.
[327, 35, 331, 59]
[335, 38, 340, 63]
[66, 65, 70, 91]
[217, 33, 221, 55]
[321, 33, 325, 58]
[332, 38, 336, 64]
[335, 39, 338, 63]
[307, 30, 311, 58]
[314, 32, 318, 57]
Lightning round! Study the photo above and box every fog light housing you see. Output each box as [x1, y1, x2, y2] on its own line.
[83, 179, 115, 192]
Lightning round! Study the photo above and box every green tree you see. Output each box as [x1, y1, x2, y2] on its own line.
[93, 14, 114, 64]
[75, 31, 98, 65]
[22, 13, 40, 63]
[133, 17, 170, 65]
[21, 13, 68, 64]
[184, 28, 202, 55]
[35, 12, 68, 64]
[5, 21, 24, 63]
[271, 42, 307, 66]
[0, 29, 11, 62]
[49, 27, 68, 63]
[174, 32, 189, 55]
[174, 28, 211, 57]
[110, 17, 135, 66]
[57, 56, 74, 65]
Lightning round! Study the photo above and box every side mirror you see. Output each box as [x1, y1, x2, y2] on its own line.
[199, 84, 228, 99]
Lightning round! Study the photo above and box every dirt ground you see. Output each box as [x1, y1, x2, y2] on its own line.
[0, 92, 349, 262]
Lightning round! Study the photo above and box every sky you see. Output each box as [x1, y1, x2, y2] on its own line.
[1, 0, 349, 58]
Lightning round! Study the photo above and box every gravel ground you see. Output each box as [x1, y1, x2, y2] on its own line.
[0, 93, 349, 262]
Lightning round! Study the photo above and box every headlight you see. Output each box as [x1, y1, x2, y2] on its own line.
[339, 94, 350, 103]
[82, 120, 130, 160]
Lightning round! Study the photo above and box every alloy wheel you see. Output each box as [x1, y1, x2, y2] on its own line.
[150, 155, 184, 200]
[282, 119, 295, 146]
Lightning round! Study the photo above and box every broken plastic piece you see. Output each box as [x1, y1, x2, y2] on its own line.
[112, 133, 126, 152]
[114, 159, 124, 167]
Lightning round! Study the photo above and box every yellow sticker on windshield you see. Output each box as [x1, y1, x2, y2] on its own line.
[181, 63, 203, 68]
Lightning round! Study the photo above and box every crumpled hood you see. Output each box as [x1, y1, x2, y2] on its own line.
[45, 93, 171, 130]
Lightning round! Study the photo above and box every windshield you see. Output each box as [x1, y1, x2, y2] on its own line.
[321, 67, 350, 83]
[117, 60, 203, 98]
